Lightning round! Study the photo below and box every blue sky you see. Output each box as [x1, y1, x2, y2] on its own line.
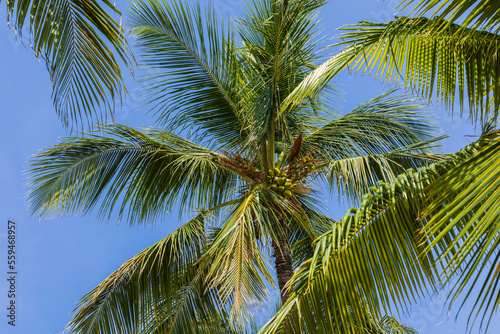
[0, 0, 496, 333]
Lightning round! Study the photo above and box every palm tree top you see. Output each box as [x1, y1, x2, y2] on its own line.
[26, 0, 446, 332]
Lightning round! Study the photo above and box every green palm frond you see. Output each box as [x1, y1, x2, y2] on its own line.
[128, 0, 246, 146]
[401, 0, 500, 34]
[27, 125, 237, 223]
[324, 136, 445, 201]
[277, 44, 362, 117]
[259, 299, 419, 334]
[420, 131, 500, 330]
[303, 90, 444, 200]
[335, 16, 500, 124]
[290, 203, 336, 269]
[259, 136, 489, 333]
[304, 91, 439, 159]
[67, 214, 238, 334]
[369, 315, 418, 334]
[202, 185, 319, 326]
[203, 189, 276, 324]
[235, 0, 327, 145]
[4, 0, 131, 127]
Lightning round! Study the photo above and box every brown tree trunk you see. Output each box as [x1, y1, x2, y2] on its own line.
[272, 237, 294, 305]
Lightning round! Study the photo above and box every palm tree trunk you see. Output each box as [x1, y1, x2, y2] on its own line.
[272, 237, 293, 305]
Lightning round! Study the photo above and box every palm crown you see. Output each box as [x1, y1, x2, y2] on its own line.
[26, 0, 450, 333]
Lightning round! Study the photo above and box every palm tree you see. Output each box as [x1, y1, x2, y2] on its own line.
[264, 0, 500, 332]
[2, 0, 131, 127]
[26, 0, 442, 332]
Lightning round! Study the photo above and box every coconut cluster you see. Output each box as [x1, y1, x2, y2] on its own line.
[267, 168, 296, 199]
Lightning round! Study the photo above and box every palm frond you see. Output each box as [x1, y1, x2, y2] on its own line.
[324, 136, 445, 202]
[401, 0, 500, 34]
[26, 125, 238, 223]
[420, 131, 500, 330]
[335, 16, 500, 125]
[66, 213, 239, 334]
[303, 90, 444, 200]
[278, 44, 362, 117]
[290, 203, 336, 269]
[203, 188, 276, 325]
[128, 0, 246, 146]
[258, 136, 489, 333]
[4, 0, 131, 127]
[304, 91, 440, 159]
[259, 298, 419, 334]
[369, 314, 418, 334]
[235, 0, 327, 143]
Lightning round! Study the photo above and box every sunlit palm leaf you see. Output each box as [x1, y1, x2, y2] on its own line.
[27, 125, 237, 223]
[203, 189, 276, 324]
[335, 16, 500, 124]
[401, 0, 500, 34]
[67, 214, 239, 334]
[128, 0, 246, 146]
[235, 0, 326, 143]
[290, 203, 335, 269]
[4, 0, 131, 127]
[304, 91, 439, 158]
[278, 44, 362, 117]
[324, 137, 444, 202]
[260, 298, 419, 334]
[421, 131, 500, 330]
[304, 90, 444, 200]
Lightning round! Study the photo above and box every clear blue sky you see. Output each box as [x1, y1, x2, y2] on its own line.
[0, 0, 495, 333]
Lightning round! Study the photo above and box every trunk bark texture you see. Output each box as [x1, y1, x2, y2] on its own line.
[272, 237, 294, 305]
